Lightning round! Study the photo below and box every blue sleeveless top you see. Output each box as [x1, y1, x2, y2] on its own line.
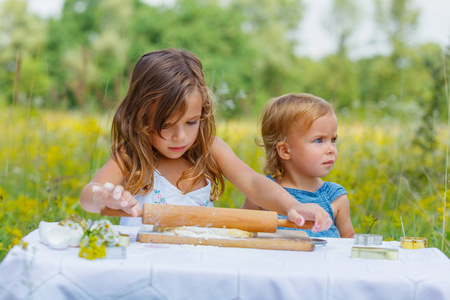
[268, 175, 346, 238]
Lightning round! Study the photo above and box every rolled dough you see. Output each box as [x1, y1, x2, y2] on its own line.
[153, 225, 257, 238]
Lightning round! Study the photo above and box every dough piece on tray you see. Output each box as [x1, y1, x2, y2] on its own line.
[153, 225, 257, 238]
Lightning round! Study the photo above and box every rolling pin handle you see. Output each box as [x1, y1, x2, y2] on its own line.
[277, 219, 314, 230]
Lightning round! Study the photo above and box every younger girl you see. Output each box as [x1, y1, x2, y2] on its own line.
[242, 93, 355, 238]
[80, 49, 332, 231]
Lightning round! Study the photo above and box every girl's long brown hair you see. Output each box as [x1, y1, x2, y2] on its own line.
[111, 48, 224, 200]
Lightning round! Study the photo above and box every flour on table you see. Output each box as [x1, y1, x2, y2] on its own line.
[152, 225, 257, 239]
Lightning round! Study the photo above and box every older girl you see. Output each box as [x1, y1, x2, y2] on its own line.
[80, 49, 332, 231]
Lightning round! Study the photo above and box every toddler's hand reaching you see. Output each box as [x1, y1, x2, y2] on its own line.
[91, 182, 141, 217]
[287, 203, 333, 233]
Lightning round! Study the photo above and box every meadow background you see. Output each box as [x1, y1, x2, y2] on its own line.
[1, 0, 449, 260]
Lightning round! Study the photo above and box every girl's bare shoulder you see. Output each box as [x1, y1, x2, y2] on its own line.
[211, 136, 230, 151]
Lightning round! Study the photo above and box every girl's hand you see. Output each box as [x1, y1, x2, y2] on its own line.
[287, 203, 333, 233]
[91, 182, 141, 217]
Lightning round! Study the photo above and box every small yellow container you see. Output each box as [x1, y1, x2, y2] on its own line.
[119, 233, 130, 247]
[400, 237, 428, 249]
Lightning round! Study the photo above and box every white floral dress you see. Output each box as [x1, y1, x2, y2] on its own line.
[119, 170, 213, 226]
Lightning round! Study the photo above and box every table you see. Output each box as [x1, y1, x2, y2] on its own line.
[1, 226, 449, 300]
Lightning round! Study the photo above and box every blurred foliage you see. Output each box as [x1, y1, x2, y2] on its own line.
[0, 0, 448, 120]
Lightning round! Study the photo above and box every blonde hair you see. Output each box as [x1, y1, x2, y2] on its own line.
[111, 48, 224, 200]
[259, 93, 333, 178]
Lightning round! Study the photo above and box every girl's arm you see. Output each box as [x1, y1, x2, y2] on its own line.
[79, 157, 140, 217]
[241, 197, 263, 210]
[331, 194, 355, 238]
[211, 137, 332, 232]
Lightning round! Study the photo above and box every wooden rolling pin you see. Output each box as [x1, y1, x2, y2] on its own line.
[101, 203, 314, 233]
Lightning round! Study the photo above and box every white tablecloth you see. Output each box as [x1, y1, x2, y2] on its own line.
[1, 226, 449, 300]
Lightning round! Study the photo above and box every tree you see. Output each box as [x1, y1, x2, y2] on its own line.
[231, 0, 305, 105]
[324, 0, 361, 56]
[45, 0, 103, 108]
[0, 0, 47, 105]
[127, 0, 271, 117]
[45, 0, 134, 109]
[374, 0, 419, 58]
[354, 0, 420, 104]
[319, 0, 361, 107]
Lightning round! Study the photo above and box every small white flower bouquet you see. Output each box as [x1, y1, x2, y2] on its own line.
[79, 219, 121, 260]
[39, 215, 127, 260]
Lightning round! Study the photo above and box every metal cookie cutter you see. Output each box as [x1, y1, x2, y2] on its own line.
[354, 234, 383, 246]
